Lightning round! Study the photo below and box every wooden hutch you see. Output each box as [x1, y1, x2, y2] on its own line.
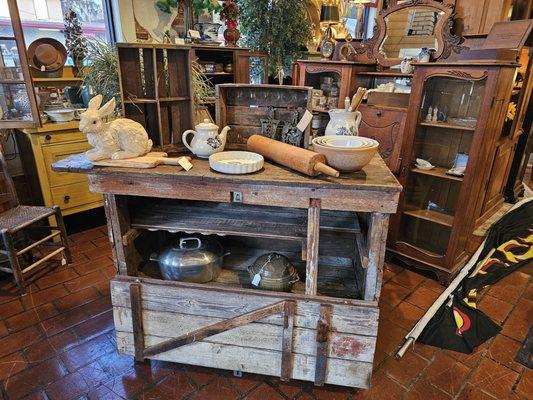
[300, 0, 532, 282]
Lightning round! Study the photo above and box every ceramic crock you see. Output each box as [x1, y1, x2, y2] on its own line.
[325, 109, 362, 136]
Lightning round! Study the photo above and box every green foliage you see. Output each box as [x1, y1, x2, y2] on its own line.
[81, 39, 120, 110]
[155, 0, 178, 14]
[192, 0, 222, 14]
[239, 0, 311, 79]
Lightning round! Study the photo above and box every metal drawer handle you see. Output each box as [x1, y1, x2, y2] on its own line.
[45, 134, 52, 141]
[64, 195, 70, 203]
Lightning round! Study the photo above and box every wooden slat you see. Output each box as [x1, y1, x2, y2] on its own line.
[113, 307, 377, 363]
[115, 333, 373, 388]
[143, 301, 287, 357]
[110, 278, 379, 335]
[314, 304, 332, 386]
[364, 213, 390, 301]
[280, 301, 296, 381]
[130, 283, 145, 362]
[16, 231, 60, 256]
[306, 199, 321, 295]
[21, 247, 65, 274]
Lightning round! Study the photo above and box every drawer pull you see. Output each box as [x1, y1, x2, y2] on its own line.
[64, 195, 71, 203]
[376, 111, 382, 117]
[45, 134, 52, 141]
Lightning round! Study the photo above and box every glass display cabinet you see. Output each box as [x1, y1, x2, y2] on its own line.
[388, 63, 518, 283]
[0, 0, 40, 129]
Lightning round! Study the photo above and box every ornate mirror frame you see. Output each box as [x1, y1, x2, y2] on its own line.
[363, 0, 466, 68]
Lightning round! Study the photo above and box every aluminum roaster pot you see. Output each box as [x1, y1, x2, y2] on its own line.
[150, 237, 229, 283]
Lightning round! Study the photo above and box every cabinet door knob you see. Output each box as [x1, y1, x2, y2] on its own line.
[45, 134, 52, 141]
[64, 195, 70, 203]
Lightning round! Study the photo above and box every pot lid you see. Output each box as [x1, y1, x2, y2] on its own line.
[249, 253, 298, 280]
[196, 119, 219, 130]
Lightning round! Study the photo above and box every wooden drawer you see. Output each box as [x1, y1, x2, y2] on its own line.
[43, 141, 92, 187]
[51, 181, 102, 211]
[111, 275, 378, 388]
[359, 105, 407, 174]
[39, 131, 87, 145]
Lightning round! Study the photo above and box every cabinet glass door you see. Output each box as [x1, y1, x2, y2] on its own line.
[397, 75, 486, 257]
[0, 0, 40, 128]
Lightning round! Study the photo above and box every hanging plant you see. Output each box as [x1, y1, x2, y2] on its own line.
[238, 0, 311, 83]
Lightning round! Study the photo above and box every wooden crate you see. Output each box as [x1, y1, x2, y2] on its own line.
[112, 276, 378, 388]
[216, 84, 313, 148]
[117, 43, 194, 149]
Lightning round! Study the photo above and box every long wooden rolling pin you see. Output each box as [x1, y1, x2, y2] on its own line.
[247, 135, 340, 178]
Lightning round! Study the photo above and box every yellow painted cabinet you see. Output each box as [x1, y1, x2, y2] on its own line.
[16, 123, 103, 216]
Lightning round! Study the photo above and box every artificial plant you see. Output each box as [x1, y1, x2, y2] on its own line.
[156, 0, 221, 15]
[81, 38, 120, 111]
[64, 8, 87, 71]
[238, 0, 312, 83]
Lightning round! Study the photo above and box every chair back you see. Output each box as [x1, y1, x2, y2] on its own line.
[0, 144, 19, 212]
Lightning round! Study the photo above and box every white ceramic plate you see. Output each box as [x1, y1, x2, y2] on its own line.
[209, 151, 264, 174]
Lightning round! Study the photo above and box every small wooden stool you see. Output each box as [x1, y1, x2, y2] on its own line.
[0, 147, 71, 293]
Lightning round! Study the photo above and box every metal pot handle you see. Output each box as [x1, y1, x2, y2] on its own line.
[179, 237, 202, 249]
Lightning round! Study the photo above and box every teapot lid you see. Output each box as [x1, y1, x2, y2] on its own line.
[197, 119, 218, 130]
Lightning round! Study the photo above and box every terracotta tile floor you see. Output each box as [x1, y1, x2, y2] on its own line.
[0, 226, 531, 400]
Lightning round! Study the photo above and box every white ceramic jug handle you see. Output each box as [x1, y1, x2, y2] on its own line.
[355, 111, 362, 127]
[182, 130, 196, 152]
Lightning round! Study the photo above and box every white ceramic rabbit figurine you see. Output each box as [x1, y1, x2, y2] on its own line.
[80, 95, 153, 161]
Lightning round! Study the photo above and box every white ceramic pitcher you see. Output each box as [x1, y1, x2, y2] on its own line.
[325, 109, 362, 136]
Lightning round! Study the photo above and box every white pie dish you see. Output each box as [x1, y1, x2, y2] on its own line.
[209, 151, 264, 174]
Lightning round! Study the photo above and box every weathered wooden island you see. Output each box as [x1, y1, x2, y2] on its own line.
[53, 155, 401, 389]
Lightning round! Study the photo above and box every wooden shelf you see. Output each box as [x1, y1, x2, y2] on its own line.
[418, 121, 476, 131]
[159, 96, 190, 102]
[130, 200, 360, 241]
[204, 72, 233, 76]
[410, 167, 463, 182]
[123, 99, 157, 104]
[0, 79, 25, 85]
[33, 76, 82, 83]
[403, 208, 454, 227]
[357, 71, 413, 78]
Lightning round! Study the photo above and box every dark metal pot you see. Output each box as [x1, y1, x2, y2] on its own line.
[247, 253, 299, 292]
[150, 237, 229, 283]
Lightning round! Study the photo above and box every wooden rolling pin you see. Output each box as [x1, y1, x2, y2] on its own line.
[247, 135, 340, 178]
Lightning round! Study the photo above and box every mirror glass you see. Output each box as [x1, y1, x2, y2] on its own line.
[379, 6, 444, 59]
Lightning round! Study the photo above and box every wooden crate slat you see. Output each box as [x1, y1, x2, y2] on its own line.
[116, 333, 373, 388]
[110, 278, 379, 335]
[113, 306, 376, 363]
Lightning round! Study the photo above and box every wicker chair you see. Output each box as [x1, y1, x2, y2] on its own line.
[0, 146, 71, 293]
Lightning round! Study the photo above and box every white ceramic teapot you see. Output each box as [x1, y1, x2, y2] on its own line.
[182, 119, 230, 158]
[325, 109, 362, 136]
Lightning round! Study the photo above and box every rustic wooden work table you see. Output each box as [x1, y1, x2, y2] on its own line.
[54, 154, 401, 389]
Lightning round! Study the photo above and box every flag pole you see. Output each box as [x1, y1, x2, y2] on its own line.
[395, 196, 532, 360]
